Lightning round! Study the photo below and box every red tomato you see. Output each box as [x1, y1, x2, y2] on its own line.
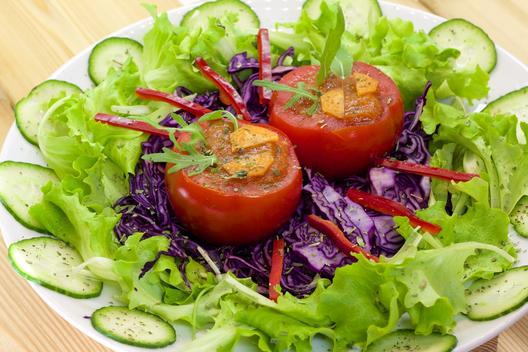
[165, 120, 302, 246]
[269, 62, 404, 179]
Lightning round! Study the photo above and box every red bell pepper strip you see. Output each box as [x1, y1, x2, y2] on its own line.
[306, 214, 379, 262]
[379, 158, 479, 182]
[94, 113, 171, 137]
[346, 188, 442, 235]
[194, 57, 253, 121]
[269, 239, 285, 302]
[136, 88, 212, 117]
[257, 28, 272, 104]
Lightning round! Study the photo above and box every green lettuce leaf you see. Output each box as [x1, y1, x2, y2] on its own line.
[271, 7, 490, 109]
[425, 100, 528, 215]
[415, 202, 515, 280]
[28, 184, 118, 279]
[142, 10, 257, 93]
[317, 256, 400, 349]
[235, 307, 334, 352]
[84, 59, 146, 175]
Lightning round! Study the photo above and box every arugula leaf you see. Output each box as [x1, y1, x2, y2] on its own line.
[253, 80, 319, 101]
[253, 80, 320, 115]
[198, 110, 240, 130]
[140, 110, 241, 176]
[144, 146, 217, 175]
[330, 46, 353, 79]
[316, 5, 346, 85]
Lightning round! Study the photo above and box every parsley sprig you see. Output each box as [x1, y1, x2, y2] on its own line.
[141, 110, 240, 176]
[253, 80, 321, 115]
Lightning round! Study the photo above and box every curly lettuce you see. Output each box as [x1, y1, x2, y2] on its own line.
[271, 4, 489, 109]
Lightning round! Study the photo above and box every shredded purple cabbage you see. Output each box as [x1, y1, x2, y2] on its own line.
[228, 49, 296, 122]
[114, 51, 434, 297]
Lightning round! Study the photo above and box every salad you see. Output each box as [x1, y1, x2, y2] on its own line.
[2, 0, 528, 351]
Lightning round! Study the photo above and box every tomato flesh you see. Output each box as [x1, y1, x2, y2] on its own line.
[165, 120, 302, 245]
[269, 62, 404, 179]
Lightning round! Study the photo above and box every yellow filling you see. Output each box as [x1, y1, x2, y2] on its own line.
[320, 73, 380, 118]
[222, 151, 274, 177]
[320, 88, 344, 118]
[353, 72, 379, 96]
[230, 125, 279, 152]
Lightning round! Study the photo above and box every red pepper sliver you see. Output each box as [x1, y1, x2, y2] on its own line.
[136, 88, 212, 117]
[257, 28, 272, 104]
[306, 214, 379, 262]
[194, 57, 253, 121]
[269, 239, 285, 302]
[346, 188, 442, 235]
[379, 158, 479, 182]
[94, 113, 170, 137]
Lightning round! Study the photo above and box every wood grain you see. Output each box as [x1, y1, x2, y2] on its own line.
[0, 0, 177, 103]
[419, 0, 528, 63]
[0, 1, 527, 351]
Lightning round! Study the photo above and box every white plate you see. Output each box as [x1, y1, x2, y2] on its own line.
[2, 1, 528, 351]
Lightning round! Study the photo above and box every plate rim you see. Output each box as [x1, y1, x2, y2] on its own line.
[1, 1, 528, 351]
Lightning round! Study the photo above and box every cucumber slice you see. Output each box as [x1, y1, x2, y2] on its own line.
[302, 0, 382, 37]
[429, 18, 497, 72]
[88, 37, 143, 85]
[180, 0, 260, 33]
[8, 237, 102, 298]
[466, 266, 528, 321]
[367, 330, 457, 352]
[484, 86, 528, 143]
[511, 196, 528, 237]
[15, 80, 82, 145]
[91, 306, 176, 348]
[0, 161, 58, 232]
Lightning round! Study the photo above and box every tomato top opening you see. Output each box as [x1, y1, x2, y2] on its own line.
[187, 120, 296, 196]
[164, 119, 302, 245]
[320, 73, 383, 122]
[269, 62, 404, 179]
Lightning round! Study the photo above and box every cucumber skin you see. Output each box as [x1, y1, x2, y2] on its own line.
[484, 86, 528, 114]
[303, 0, 382, 17]
[88, 37, 143, 85]
[429, 18, 496, 73]
[466, 266, 528, 321]
[91, 306, 176, 348]
[0, 161, 57, 233]
[180, 0, 260, 30]
[510, 196, 528, 237]
[366, 329, 457, 352]
[8, 237, 103, 299]
[15, 80, 82, 146]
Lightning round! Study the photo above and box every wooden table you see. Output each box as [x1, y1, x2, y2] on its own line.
[0, 1, 527, 351]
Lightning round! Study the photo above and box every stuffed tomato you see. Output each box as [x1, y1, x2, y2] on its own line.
[269, 62, 404, 179]
[165, 119, 302, 245]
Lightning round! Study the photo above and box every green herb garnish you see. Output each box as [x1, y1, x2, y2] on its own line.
[253, 80, 320, 115]
[331, 46, 353, 79]
[316, 5, 346, 85]
[140, 110, 240, 175]
[143, 144, 217, 176]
